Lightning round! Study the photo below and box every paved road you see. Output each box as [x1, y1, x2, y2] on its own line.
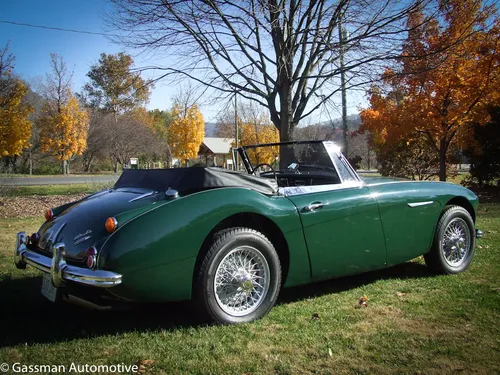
[0, 175, 120, 186]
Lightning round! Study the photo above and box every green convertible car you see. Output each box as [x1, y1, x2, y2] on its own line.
[15, 141, 483, 324]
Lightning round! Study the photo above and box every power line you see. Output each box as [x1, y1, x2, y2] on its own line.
[0, 20, 118, 37]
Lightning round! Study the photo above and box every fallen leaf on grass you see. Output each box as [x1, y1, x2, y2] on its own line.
[0, 194, 86, 219]
[311, 313, 320, 320]
[135, 359, 155, 374]
[137, 359, 155, 366]
[396, 292, 407, 297]
[355, 295, 369, 308]
[328, 348, 333, 357]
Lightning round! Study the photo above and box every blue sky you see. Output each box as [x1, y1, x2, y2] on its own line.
[0, 0, 186, 115]
[1, 0, 362, 123]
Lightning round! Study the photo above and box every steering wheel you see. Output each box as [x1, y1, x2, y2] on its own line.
[252, 163, 277, 182]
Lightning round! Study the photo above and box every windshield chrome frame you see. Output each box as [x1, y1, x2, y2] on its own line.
[323, 141, 363, 184]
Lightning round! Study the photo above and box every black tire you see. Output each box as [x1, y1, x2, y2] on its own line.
[195, 227, 282, 324]
[424, 205, 476, 274]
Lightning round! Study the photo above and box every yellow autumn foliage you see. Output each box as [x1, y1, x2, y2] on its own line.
[39, 92, 88, 161]
[0, 79, 33, 156]
[240, 122, 279, 165]
[168, 103, 204, 160]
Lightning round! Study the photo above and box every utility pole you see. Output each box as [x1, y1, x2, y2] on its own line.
[338, 19, 348, 156]
[234, 92, 239, 170]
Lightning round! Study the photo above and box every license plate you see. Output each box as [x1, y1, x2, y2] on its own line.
[41, 273, 58, 302]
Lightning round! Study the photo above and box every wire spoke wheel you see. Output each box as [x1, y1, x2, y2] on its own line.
[442, 217, 471, 266]
[214, 245, 270, 316]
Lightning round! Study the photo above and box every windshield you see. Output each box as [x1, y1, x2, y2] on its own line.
[240, 141, 336, 173]
[238, 141, 361, 190]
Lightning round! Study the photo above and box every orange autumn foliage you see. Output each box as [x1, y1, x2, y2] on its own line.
[39, 92, 88, 161]
[168, 103, 205, 160]
[360, 0, 500, 180]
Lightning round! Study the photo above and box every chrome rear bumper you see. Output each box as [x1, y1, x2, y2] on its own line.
[14, 232, 122, 288]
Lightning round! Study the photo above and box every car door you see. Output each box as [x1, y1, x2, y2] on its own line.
[286, 184, 386, 280]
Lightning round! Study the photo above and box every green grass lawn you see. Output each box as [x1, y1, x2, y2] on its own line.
[0, 204, 498, 374]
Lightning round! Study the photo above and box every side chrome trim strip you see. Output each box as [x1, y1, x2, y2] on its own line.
[407, 201, 434, 208]
[279, 181, 364, 197]
[129, 191, 156, 202]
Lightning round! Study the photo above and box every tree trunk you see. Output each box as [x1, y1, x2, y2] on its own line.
[61, 160, 66, 175]
[439, 138, 447, 181]
[367, 144, 371, 171]
[10, 156, 18, 174]
[29, 150, 33, 175]
[278, 85, 294, 169]
[83, 154, 94, 173]
[279, 124, 293, 169]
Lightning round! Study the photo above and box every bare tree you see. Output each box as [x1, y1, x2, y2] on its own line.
[108, 112, 158, 171]
[348, 131, 377, 170]
[215, 99, 272, 139]
[172, 83, 204, 117]
[108, 0, 431, 142]
[0, 43, 14, 80]
[43, 53, 73, 112]
[38, 54, 77, 174]
[81, 110, 114, 173]
[214, 109, 236, 139]
[21, 87, 45, 175]
[293, 123, 340, 141]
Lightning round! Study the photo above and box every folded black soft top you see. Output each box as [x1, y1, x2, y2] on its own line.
[114, 167, 278, 195]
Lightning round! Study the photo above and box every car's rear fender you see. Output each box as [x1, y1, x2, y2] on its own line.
[366, 180, 478, 266]
[99, 187, 308, 302]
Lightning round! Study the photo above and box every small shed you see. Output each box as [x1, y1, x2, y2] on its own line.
[198, 137, 234, 168]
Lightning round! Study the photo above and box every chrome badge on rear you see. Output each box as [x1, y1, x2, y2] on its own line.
[73, 230, 92, 246]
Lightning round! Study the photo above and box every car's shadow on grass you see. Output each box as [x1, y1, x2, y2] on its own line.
[279, 261, 432, 304]
[0, 262, 432, 347]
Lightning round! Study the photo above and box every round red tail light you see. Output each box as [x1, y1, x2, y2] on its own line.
[30, 232, 39, 246]
[45, 209, 54, 221]
[86, 246, 97, 269]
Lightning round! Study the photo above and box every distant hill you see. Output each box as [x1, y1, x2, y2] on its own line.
[205, 115, 360, 138]
[317, 114, 361, 130]
[293, 114, 362, 142]
[204, 122, 217, 137]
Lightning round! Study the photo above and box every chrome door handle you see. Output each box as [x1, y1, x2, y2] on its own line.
[302, 202, 324, 212]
